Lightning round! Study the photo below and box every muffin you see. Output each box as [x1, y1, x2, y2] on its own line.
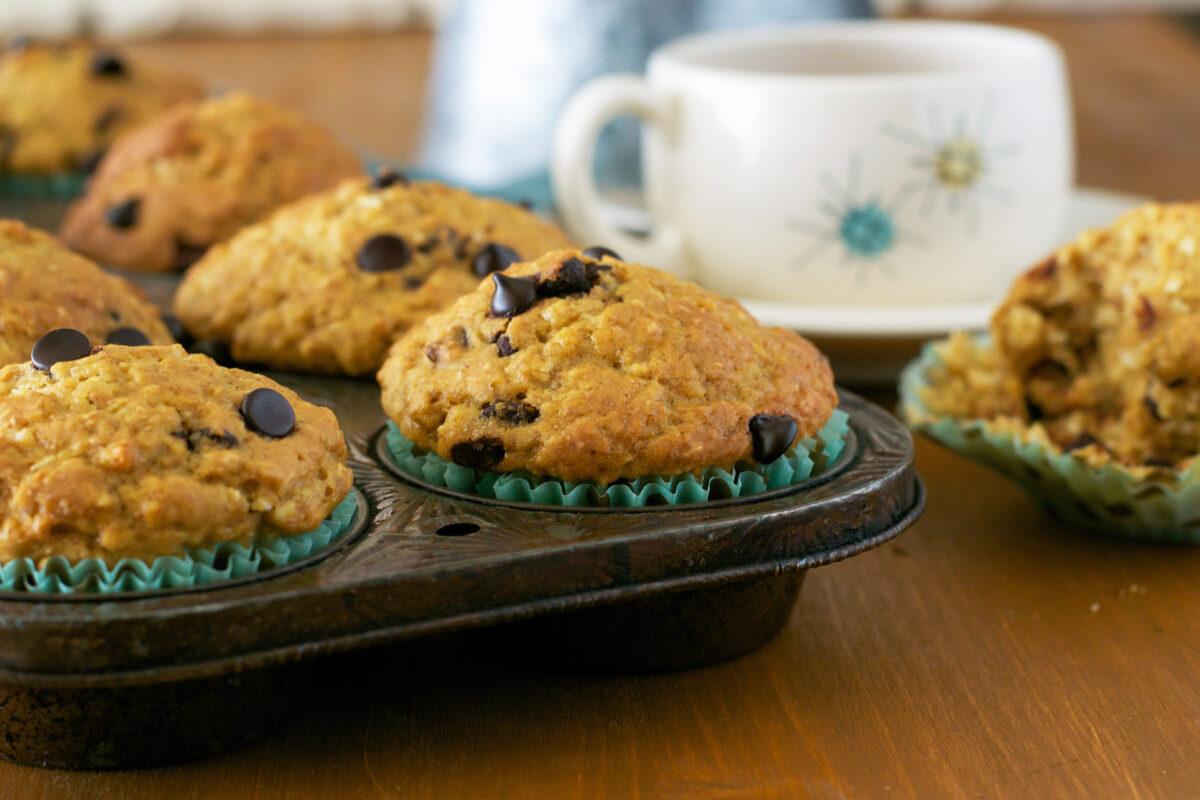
[0, 218, 173, 366]
[172, 175, 575, 376]
[901, 203, 1200, 540]
[377, 249, 842, 503]
[59, 92, 361, 272]
[0, 38, 201, 184]
[0, 336, 353, 567]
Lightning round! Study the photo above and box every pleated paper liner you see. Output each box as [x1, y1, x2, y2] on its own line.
[0, 490, 363, 595]
[379, 409, 851, 509]
[900, 337, 1200, 543]
[0, 171, 87, 201]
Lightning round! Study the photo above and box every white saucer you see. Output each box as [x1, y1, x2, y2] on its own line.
[738, 186, 1146, 339]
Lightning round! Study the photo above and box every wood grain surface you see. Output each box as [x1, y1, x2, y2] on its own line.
[3, 15, 1200, 799]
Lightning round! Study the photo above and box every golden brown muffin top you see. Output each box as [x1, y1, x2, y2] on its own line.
[0, 219, 172, 367]
[174, 176, 574, 376]
[378, 249, 838, 484]
[0, 344, 352, 563]
[59, 91, 361, 271]
[923, 203, 1200, 468]
[0, 39, 202, 175]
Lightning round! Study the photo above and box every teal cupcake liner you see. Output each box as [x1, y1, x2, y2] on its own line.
[0, 171, 87, 201]
[0, 491, 360, 595]
[900, 337, 1200, 543]
[383, 409, 850, 508]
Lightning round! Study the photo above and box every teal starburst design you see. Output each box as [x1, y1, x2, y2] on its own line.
[787, 155, 919, 284]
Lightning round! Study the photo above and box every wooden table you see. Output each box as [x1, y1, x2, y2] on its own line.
[6, 15, 1200, 799]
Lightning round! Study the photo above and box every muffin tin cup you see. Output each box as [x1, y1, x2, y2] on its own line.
[901, 337, 1200, 543]
[0, 379, 922, 769]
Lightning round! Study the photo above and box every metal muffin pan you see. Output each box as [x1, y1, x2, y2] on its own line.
[0, 373, 922, 769]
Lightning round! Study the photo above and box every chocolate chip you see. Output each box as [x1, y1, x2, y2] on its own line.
[93, 105, 125, 134]
[106, 197, 140, 229]
[472, 243, 521, 278]
[106, 326, 150, 346]
[496, 334, 516, 357]
[161, 313, 193, 348]
[450, 438, 505, 470]
[1144, 456, 1176, 468]
[1027, 358, 1069, 382]
[481, 400, 539, 425]
[356, 233, 411, 272]
[1144, 395, 1164, 422]
[173, 426, 239, 451]
[1025, 396, 1046, 422]
[748, 413, 798, 463]
[424, 345, 440, 363]
[536, 257, 594, 299]
[89, 51, 126, 77]
[77, 148, 105, 175]
[31, 328, 91, 370]
[240, 388, 295, 438]
[1027, 255, 1057, 281]
[175, 240, 208, 271]
[1063, 433, 1098, 452]
[582, 246, 621, 261]
[371, 168, 408, 190]
[1169, 378, 1188, 389]
[489, 273, 538, 317]
[404, 276, 425, 290]
[1137, 296, 1157, 332]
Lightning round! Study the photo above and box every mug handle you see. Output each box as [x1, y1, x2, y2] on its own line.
[552, 75, 687, 275]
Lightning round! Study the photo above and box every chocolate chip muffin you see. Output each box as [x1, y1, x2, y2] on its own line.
[0, 337, 352, 563]
[0, 219, 172, 366]
[173, 175, 574, 376]
[377, 249, 838, 484]
[58, 91, 361, 272]
[919, 202, 1200, 469]
[0, 39, 201, 177]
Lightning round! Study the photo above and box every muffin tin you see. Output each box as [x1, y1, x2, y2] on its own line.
[0, 371, 921, 769]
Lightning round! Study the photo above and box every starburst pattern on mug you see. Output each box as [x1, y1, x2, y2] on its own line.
[786, 155, 920, 285]
[881, 96, 1019, 233]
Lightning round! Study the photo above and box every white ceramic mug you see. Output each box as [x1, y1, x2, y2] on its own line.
[552, 21, 1073, 306]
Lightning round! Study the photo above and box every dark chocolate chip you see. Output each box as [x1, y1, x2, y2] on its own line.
[173, 426, 239, 452]
[1137, 296, 1157, 332]
[240, 388, 295, 438]
[748, 413, 798, 463]
[1063, 433, 1098, 452]
[1169, 378, 1188, 389]
[105, 197, 140, 229]
[404, 276, 425, 290]
[536, 257, 594, 299]
[76, 148, 105, 175]
[356, 233, 411, 272]
[481, 400, 539, 425]
[1144, 395, 1164, 422]
[1027, 358, 1069, 382]
[489, 273, 538, 317]
[1027, 255, 1057, 281]
[582, 246, 621, 261]
[105, 326, 150, 346]
[1025, 396, 1046, 422]
[371, 168, 408, 190]
[495, 334, 516, 357]
[161, 313, 193, 348]
[450, 438, 506, 470]
[1144, 456, 1177, 468]
[31, 328, 91, 370]
[93, 105, 125, 134]
[174, 240, 208, 271]
[472, 243, 521, 278]
[89, 51, 126, 77]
